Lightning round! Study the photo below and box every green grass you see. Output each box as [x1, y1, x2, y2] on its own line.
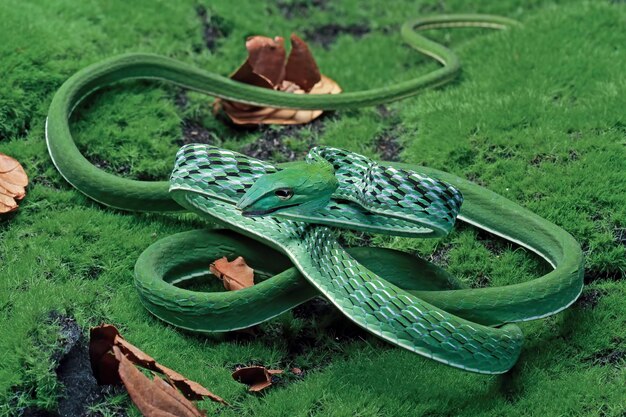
[1, 0, 625, 416]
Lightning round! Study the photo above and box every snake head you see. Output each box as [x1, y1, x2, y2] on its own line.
[236, 157, 338, 217]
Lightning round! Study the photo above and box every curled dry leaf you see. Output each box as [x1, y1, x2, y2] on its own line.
[0, 153, 28, 214]
[89, 324, 228, 413]
[209, 256, 255, 291]
[232, 366, 283, 392]
[214, 33, 341, 125]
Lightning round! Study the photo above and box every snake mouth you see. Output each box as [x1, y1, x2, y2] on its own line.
[241, 203, 300, 217]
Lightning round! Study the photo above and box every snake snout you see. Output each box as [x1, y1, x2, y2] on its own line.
[235, 199, 247, 211]
[236, 194, 255, 212]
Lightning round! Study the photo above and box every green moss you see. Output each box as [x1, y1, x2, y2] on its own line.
[1, 0, 625, 416]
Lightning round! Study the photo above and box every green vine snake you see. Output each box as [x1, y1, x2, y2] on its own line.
[45, 15, 584, 374]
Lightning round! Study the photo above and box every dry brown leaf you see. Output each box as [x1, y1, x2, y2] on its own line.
[89, 323, 123, 385]
[89, 324, 229, 409]
[114, 346, 205, 417]
[232, 366, 283, 392]
[284, 34, 321, 91]
[115, 336, 157, 368]
[156, 364, 226, 403]
[209, 256, 255, 291]
[0, 153, 28, 213]
[232, 36, 286, 87]
[214, 33, 341, 125]
[220, 75, 341, 125]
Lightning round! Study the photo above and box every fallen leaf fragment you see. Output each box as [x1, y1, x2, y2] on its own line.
[214, 33, 341, 125]
[157, 364, 224, 402]
[0, 153, 28, 213]
[232, 366, 283, 392]
[232, 36, 286, 88]
[114, 346, 205, 417]
[89, 323, 122, 385]
[209, 256, 254, 291]
[89, 324, 228, 415]
[284, 34, 321, 91]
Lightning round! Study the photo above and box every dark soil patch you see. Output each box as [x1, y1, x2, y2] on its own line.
[529, 151, 579, 166]
[221, 297, 373, 380]
[575, 288, 606, 309]
[374, 104, 404, 162]
[568, 149, 579, 161]
[462, 171, 487, 187]
[587, 349, 626, 366]
[85, 265, 104, 280]
[20, 408, 59, 417]
[134, 172, 165, 181]
[178, 119, 218, 145]
[223, 326, 262, 343]
[241, 113, 331, 162]
[583, 268, 624, 284]
[290, 297, 371, 350]
[241, 132, 298, 162]
[375, 126, 403, 162]
[292, 297, 333, 320]
[429, 244, 451, 267]
[0, 212, 19, 230]
[92, 158, 131, 176]
[336, 231, 373, 248]
[56, 340, 126, 417]
[276, 0, 328, 19]
[376, 105, 396, 119]
[194, 6, 231, 53]
[475, 234, 508, 257]
[173, 90, 189, 110]
[266, 298, 375, 363]
[47, 313, 127, 417]
[530, 153, 558, 166]
[48, 312, 81, 364]
[304, 23, 370, 49]
[473, 274, 491, 288]
[30, 173, 59, 189]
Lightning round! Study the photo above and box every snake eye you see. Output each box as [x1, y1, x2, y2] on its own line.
[275, 188, 293, 200]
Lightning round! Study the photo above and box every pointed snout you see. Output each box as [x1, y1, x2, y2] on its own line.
[236, 193, 254, 211]
[236, 184, 265, 212]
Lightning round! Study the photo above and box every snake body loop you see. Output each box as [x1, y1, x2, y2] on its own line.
[45, 15, 583, 374]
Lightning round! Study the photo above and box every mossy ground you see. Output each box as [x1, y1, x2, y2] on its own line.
[1, 0, 625, 416]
